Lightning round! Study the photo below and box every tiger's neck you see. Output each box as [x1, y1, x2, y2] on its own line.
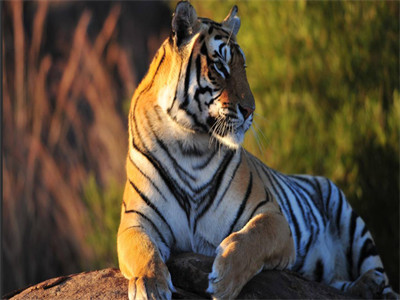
[128, 93, 238, 195]
[130, 38, 203, 149]
[128, 37, 237, 167]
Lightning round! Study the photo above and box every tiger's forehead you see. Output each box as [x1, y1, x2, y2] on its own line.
[197, 18, 244, 64]
[199, 17, 237, 43]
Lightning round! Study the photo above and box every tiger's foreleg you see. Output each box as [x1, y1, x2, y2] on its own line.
[117, 226, 174, 300]
[207, 210, 296, 299]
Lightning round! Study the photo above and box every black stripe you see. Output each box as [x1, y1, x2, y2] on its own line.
[292, 178, 326, 226]
[314, 259, 324, 282]
[193, 151, 216, 170]
[249, 199, 269, 220]
[147, 110, 197, 184]
[134, 46, 166, 101]
[341, 282, 350, 291]
[218, 43, 225, 57]
[274, 172, 309, 222]
[167, 106, 208, 133]
[293, 234, 314, 272]
[181, 50, 194, 109]
[313, 177, 328, 219]
[228, 172, 253, 234]
[357, 238, 378, 275]
[209, 150, 241, 209]
[118, 225, 145, 236]
[128, 155, 168, 203]
[205, 89, 222, 107]
[184, 109, 209, 132]
[194, 150, 237, 231]
[261, 165, 301, 251]
[130, 109, 191, 221]
[123, 202, 168, 247]
[325, 178, 333, 214]
[194, 56, 203, 112]
[195, 56, 202, 83]
[177, 140, 205, 157]
[199, 34, 205, 43]
[200, 43, 208, 56]
[200, 18, 222, 28]
[360, 224, 368, 237]
[193, 87, 213, 114]
[275, 172, 319, 235]
[289, 175, 327, 225]
[151, 111, 215, 199]
[336, 191, 344, 236]
[247, 186, 272, 221]
[128, 179, 176, 245]
[288, 178, 322, 228]
[214, 35, 228, 40]
[167, 61, 182, 113]
[247, 155, 264, 181]
[347, 211, 358, 280]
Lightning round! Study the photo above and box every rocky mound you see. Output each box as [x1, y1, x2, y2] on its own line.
[6, 253, 356, 299]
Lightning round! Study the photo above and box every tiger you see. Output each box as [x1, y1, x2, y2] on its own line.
[117, 2, 398, 299]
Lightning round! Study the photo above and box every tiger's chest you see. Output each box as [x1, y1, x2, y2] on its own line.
[145, 146, 247, 255]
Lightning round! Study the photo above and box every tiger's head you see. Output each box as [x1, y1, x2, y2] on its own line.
[158, 1, 255, 149]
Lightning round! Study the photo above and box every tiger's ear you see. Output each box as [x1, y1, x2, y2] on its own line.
[172, 1, 199, 47]
[222, 5, 241, 36]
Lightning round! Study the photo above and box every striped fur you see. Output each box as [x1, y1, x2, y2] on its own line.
[117, 2, 397, 299]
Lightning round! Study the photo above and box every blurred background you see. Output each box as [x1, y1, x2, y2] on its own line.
[2, 0, 399, 295]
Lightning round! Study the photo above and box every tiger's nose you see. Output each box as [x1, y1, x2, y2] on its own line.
[238, 104, 255, 120]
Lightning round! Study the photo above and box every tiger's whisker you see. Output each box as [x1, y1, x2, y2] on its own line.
[250, 126, 264, 155]
[253, 112, 268, 122]
[252, 120, 269, 147]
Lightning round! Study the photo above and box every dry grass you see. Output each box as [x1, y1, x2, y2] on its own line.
[3, 0, 136, 292]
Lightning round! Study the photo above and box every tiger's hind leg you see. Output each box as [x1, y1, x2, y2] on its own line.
[331, 268, 398, 299]
[326, 183, 399, 299]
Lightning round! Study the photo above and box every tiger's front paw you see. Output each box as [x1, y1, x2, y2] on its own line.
[128, 271, 175, 300]
[206, 233, 264, 299]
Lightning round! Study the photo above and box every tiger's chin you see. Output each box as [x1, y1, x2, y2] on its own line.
[207, 115, 251, 149]
[212, 128, 245, 150]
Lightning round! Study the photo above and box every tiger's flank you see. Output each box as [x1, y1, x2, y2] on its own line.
[117, 2, 398, 299]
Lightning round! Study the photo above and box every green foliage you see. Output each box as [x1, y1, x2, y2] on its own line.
[83, 175, 123, 269]
[194, 0, 399, 289]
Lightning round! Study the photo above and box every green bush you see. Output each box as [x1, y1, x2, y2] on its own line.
[83, 175, 123, 269]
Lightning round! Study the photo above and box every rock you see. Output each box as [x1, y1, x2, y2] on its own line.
[5, 268, 128, 300]
[166, 253, 357, 299]
[5, 253, 356, 299]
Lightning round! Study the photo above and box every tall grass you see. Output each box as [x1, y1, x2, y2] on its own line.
[2, 1, 134, 293]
